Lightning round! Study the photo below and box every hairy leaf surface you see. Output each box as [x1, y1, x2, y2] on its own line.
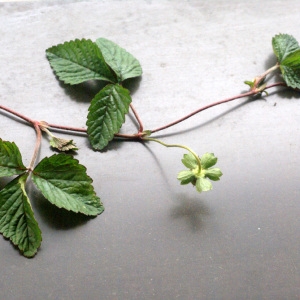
[86, 84, 132, 150]
[96, 38, 142, 82]
[0, 174, 42, 257]
[31, 154, 104, 216]
[272, 34, 300, 62]
[0, 139, 26, 177]
[46, 39, 116, 84]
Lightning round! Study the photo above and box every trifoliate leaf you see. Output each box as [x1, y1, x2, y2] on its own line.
[272, 34, 300, 63]
[177, 170, 195, 185]
[96, 38, 142, 83]
[196, 177, 212, 192]
[0, 139, 27, 177]
[31, 154, 104, 216]
[50, 136, 78, 152]
[181, 153, 198, 169]
[46, 39, 116, 85]
[0, 174, 42, 257]
[204, 168, 223, 181]
[86, 84, 132, 150]
[200, 153, 218, 169]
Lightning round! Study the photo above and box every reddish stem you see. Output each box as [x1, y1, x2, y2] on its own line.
[130, 103, 144, 132]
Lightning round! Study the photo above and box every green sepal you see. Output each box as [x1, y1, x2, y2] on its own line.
[177, 170, 195, 185]
[95, 38, 142, 83]
[181, 152, 198, 169]
[0, 173, 42, 257]
[204, 168, 223, 181]
[46, 38, 116, 85]
[0, 139, 27, 177]
[200, 153, 218, 169]
[31, 154, 104, 216]
[195, 177, 212, 192]
[86, 84, 132, 150]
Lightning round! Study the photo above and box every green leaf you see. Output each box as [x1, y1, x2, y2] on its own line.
[0, 174, 42, 257]
[31, 154, 104, 216]
[96, 38, 142, 83]
[86, 84, 132, 150]
[200, 153, 218, 169]
[181, 153, 198, 169]
[272, 34, 300, 62]
[204, 168, 223, 181]
[0, 139, 26, 177]
[46, 39, 116, 85]
[280, 50, 300, 89]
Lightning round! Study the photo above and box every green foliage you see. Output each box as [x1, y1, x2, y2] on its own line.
[0, 139, 103, 257]
[46, 39, 116, 84]
[49, 136, 78, 152]
[86, 84, 132, 150]
[272, 34, 300, 89]
[96, 38, 142, 83]
[31, 154, 103, 216]
[178, 153, 222, 193]
[0, 139, 27, 177]
[0, 173, 42, 257]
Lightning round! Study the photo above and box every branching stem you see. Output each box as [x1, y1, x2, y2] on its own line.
[28, 121, 42, 171]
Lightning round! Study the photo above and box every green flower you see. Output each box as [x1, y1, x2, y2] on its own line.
[177, 152, 222, 193]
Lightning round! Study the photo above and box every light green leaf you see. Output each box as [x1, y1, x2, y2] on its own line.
[50, 136, 78, 152]
[0, 139, 26, 177]
[181, 153, 198, 169]
[177, 170, 195, 185]
[31, 154, 104, 216]
[96, 38, 142, 83]
[200, 153, 218, 169]
[86, 84, 132, 150]
[204, 168, 223, 181]
[195, 177, 212, 193]
[272, 34, 300, 62]
[46, 39, 116, 85]
[0, 173, 42, 257]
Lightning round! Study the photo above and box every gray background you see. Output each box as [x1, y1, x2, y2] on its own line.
[0, 1, 299, 299]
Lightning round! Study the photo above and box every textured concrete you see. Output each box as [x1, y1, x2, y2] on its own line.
[0, 1, 300, 299]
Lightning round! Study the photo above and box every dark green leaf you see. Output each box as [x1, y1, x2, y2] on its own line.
[96, 38, 142, 83]
[86, 84, 132, 150]
[272, 34, 300, 62]
[200, 153, 217, 169]
[46, 39, 116, 85]
[280, 50, 300, 89]
[0, 139, 26, 177]
[32, 154, 104, 216]
[0, 174, 42, 257]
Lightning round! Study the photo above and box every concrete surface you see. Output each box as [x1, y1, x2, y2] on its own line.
[0, 1, 299, 299]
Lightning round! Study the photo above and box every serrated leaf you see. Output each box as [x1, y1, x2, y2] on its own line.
[200, 153, 217, 169]
[280, 50, 300, 89]
[0, 139, 27, 177]
[86, 84, 132, 150]
[0, 173, 42, 257]
[96, 38, 142, 83]
[272, 34, 300, 63]
[181, 153, 198, 169]
[195, 177, 212, 193]
[31, 154, 104, 216]
[46, 39, 116, 85]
